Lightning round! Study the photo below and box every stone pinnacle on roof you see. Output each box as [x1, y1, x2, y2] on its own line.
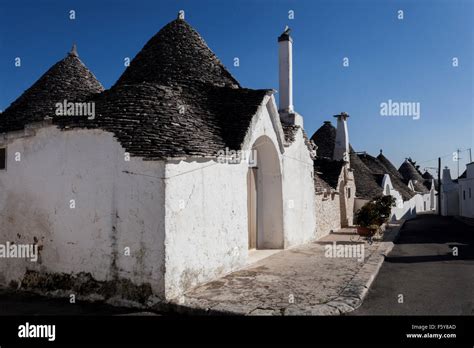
[70, 43, 78, 57]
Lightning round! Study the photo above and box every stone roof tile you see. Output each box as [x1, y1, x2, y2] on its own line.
[398, 160, 429, 193]
[361, 152, 415, 201]
[0, 50, 104, 133]
[115, 18, 239, 89]
[310, 121, 335, 159]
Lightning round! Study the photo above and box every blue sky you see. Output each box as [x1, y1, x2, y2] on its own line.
[0, 0, 472, 176]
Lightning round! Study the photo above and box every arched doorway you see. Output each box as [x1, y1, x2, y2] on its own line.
[247, 136, 284, 249]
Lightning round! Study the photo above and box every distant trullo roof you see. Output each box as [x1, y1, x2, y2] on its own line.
[311, 121, 383, 200]
[359, 152, 415, 201]
[377, 152, 404, 180]
[349, 151, 384, 200]
[422, 171, 434, 180]
[310, 121, 336, 159]
[0, 47, 104, 133]
[398, 160, 429, 193]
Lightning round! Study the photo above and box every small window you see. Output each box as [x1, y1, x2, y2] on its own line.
[470, 188, 472, 199]
[347, 187, 351, 198]
[0, 148, 6, 170]
[463, 190, 466, 200]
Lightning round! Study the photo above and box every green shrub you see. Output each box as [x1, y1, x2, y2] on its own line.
[355, 195, 396, 230]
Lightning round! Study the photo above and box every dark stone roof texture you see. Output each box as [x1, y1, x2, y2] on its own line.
[313, 158, 344, 189]
[398, 160, 429, 193]
[350, 152, 383, 200]
[422, 171, 434, 180]
[0, 52, 104, 133]
[1, 18, 275, 160]
[311, 122, 382, 199]
[360, 153, 415, 201]
[57, 82, 269, 159]
[115, 18, 240, 89]
[377, 153, 404, 179]
[310, 121, 336, 159]
[314, 172, 333, 193]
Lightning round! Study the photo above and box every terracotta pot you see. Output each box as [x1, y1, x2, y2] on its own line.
[356, 226, 377, 237]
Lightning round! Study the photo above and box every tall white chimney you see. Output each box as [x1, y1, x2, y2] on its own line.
[333, 112, 350, 162]
[278, 27, 294, 114]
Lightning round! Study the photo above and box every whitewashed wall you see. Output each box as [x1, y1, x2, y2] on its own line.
[163, 98, 284, 299]
[163, 96, 317, 299]
[281, 127, 317, 247]
[458, 163, 473, 218]
[163, 158, 248, 300]
[459, 177, 474, 218]
[342, 168, 355, 227]
[354, 198, 369, 213]
[390, 194, 424, 221]
[0, 124, 166, 298]
[441, 189, 459, 216]
[0, 96, 319, 302]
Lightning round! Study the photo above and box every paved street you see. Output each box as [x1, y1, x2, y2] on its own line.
[175, 222, 403, 315]
[351, 214, 474, 315]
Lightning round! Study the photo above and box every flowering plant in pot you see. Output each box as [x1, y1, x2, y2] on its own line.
[355, 195, 396, 238]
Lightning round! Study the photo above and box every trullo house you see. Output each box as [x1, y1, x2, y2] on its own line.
[0, 15, 319, 302]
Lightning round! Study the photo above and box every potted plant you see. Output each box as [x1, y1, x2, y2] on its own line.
[355, 195, 396, 239]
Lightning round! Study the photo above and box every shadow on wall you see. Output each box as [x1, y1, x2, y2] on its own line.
[390, 205, 417, 222]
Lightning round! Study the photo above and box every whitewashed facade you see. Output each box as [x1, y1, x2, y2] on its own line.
[0, 19, 319, 303]
[441, 167, 460, 216]
[459, 162, 474, 218]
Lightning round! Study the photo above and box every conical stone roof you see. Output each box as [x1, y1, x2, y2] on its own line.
[2, 17, 269, 160]
[360, 152, 415, 201]
[377, 152, 403, 179]
[310, 121, 336, 159]
[422, 171, 434, 180]
[312, 121, 383, 199]
[0, 48, 104, 133]
[398, 160, 429, 193]
[350, 152, 383, 200]
[115, 18, 239, 89]
[399, 160, 425, 182]
[54, 17, 269, 159]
